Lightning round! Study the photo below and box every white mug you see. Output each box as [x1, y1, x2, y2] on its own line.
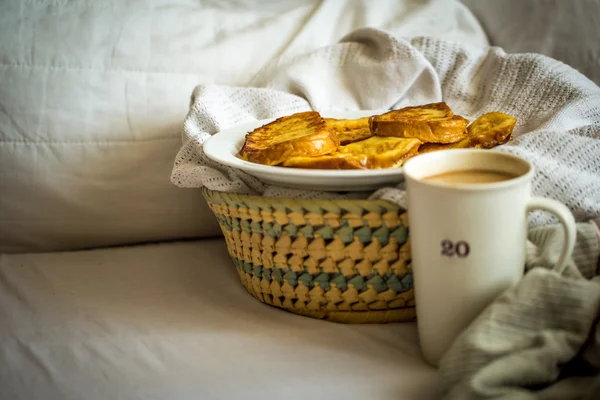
[403, 149, 576, 367]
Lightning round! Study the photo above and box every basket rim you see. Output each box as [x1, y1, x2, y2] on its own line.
[202, 187, 404, 210]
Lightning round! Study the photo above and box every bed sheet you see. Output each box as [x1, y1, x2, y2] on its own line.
[0, 239, 439, 400]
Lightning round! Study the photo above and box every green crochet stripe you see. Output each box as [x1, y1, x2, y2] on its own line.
[218, 215, 408, 245]
[232, 257, 414, 295]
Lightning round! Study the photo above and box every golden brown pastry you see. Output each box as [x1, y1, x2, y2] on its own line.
[239, 111, 340, 166]
[236, 106, 516, 170]
[324, 117, 373, 145]
[282, 153, 368, 170]
[339, 136, 422, 168]
[369, 102, 469, 144]
[419, 111, 516, 153]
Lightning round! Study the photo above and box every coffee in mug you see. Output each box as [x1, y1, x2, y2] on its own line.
[403, 149, 576, 367]
[423, 170, 516, 184]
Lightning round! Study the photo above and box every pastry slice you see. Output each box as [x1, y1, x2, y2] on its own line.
[339, 136, 422, 168]
[369, 102, 468, 144]
[282, 153, 368, 170]
[324, 117, 373, 145]
[419, 112, 516, 153]
[239, 111, 339, 166]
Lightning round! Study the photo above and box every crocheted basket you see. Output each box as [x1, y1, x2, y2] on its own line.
[202, 188, 415, 324]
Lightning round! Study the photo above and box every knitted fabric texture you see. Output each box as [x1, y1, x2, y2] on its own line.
[171, 28, 600, 227]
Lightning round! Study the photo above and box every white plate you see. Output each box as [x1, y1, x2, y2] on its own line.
[203, 109, 410, 192]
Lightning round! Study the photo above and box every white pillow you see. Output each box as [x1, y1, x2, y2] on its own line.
[0, 0, 486, 252]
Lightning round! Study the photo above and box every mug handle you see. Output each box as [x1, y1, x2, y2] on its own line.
[526, 197, 577, 274]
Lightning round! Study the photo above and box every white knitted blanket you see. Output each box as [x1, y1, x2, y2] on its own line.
[171, 27, 600, 227]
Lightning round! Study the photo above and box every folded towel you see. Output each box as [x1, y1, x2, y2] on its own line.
[170, 27, 600, 227]
[439, 218, 600, 400]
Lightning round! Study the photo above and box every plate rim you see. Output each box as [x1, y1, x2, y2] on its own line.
[203, 109, 408, 179]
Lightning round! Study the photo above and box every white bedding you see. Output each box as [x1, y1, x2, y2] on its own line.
[5, 1, 599, 399]
[0, 239, 439, 400]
